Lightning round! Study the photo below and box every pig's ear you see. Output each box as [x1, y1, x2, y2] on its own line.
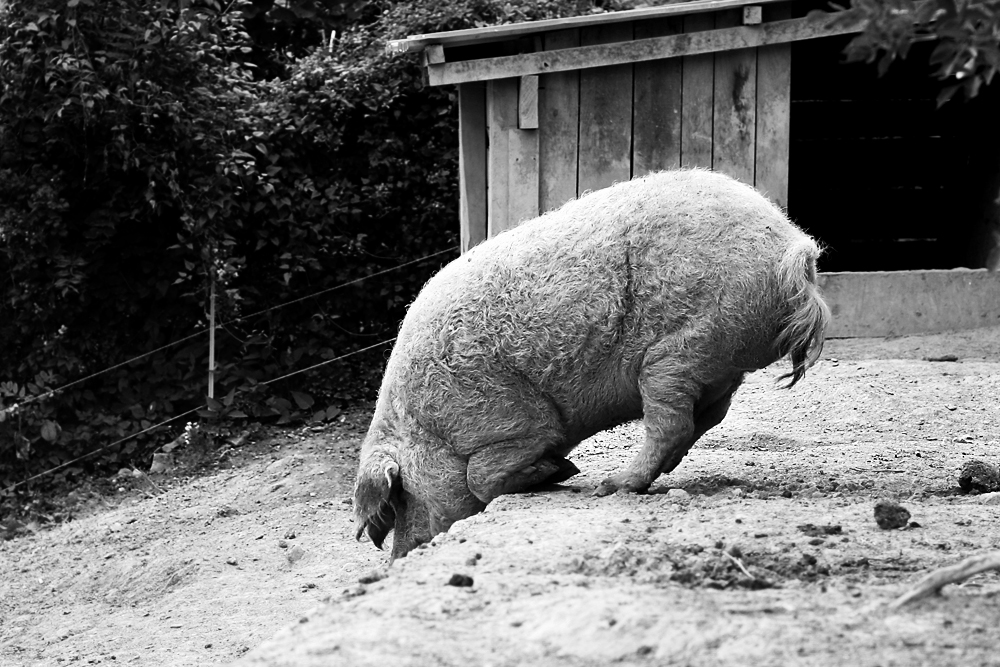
[354, 459, 403, 549]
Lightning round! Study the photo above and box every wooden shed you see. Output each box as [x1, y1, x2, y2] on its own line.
[389, 0, 1000, 336]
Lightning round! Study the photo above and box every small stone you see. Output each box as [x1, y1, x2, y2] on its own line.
[958, 460, 1000, 494]
[286, 545, 305, 564]
[978, 492, 1000, 505]
[447, 574, 474, 587]
[284, 529, 297, 539]
[874, 500, 911, 529]
[666, 488, 690, 500]
[278, 539, 288, 548]
[225, 557, 237, 566]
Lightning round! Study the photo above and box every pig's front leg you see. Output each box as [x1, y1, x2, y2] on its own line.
[593, 368, 697, 496]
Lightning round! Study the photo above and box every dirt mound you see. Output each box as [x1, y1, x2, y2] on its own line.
[3, 328, 1000, 666]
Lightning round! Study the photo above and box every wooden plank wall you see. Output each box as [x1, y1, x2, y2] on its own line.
[539, 29, 581, 213]
[467, 5, 794, 246]
[578, 22, 634, 194]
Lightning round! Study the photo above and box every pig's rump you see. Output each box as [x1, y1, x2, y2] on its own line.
[355, 169, 829, 560]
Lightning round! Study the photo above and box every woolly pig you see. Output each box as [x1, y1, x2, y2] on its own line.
[354, 169, 829, 561]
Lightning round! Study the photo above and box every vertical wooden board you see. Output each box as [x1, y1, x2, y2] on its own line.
[680, 13, 715, 168]
[458, 82, 487, 253]
[712, 9, 757, 185]
[518, 75, 539, 129]
[633, 17, 683, 176]
[539, 29, 580, 213]
[508, 127, 539, 226]
[755, 3, 792, 208]
[578, 22, 633, 194]
[487, 78, 518, 237]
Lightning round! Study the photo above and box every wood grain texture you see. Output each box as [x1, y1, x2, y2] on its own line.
[539, 29, 581, 213]
[681, 12, 715, 168]
[425, 13, 864, 85]
[388, 0, 788, 53]
[459, 82, 488, 252]
[518, 75, 539, 129]
[633, 17, 683, 176]
[487, 78, 518, 236]
[578, 21, 633, 194]
[712, 8, 757, 185]
[508, 126, 540, 226]
[755, 2, 791, 208]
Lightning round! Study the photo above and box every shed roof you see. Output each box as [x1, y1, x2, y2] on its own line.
[386, 0, 786, 54]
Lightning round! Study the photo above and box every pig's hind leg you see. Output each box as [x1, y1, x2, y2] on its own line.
[657, 375, 743, 477]
[593, 362, 702, 497]
[594, 372, 744, 496]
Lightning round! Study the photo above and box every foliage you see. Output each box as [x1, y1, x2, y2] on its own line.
[241, 0, 378, 79]
[0, 0, 622, 499]
[824, 0, 1000, 104]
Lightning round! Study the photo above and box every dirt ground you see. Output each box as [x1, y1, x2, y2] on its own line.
[2, 326, 999, 666]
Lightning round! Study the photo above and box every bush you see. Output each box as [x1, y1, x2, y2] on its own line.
[0, 0, 624, 497]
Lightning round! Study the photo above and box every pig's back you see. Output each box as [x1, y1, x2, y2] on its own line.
[380, 170, 807, 448]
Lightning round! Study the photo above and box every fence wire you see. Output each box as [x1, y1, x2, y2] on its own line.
[1, 245, 460, 492]
[0, 246, 457, 418]
[2, 336, 398, 494]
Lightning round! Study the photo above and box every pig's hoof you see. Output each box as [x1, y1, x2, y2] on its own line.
[592, 482, 617, 497]
[592, 475, 649, 497]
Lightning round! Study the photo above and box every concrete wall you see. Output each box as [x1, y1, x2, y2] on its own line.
[818, 269, 1000, 338]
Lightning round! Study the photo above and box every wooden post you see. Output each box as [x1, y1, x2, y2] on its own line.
[755, 2, 793, 208]
[487, 78, 519, 236]
[712, 8, 757, 185]
[680, 12, 715, 168]
[207, 274, 216, 400]
[578, 21, 634, 193]
[633, 17, 683, 176]
[459, 82, 488, 252]
[539, 29, 581, 213]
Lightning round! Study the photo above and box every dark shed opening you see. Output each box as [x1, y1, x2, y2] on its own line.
[787, 16, 1000, 272]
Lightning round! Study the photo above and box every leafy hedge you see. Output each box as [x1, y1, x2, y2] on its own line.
[0, 0, 623, 494]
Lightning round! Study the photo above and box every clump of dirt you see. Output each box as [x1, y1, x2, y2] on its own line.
[873, 499, 912, 529]
[958, 459, 1000, 493]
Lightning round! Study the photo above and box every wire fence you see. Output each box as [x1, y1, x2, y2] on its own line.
[0, 245, 459, 493]
[0, 246, 457, 419]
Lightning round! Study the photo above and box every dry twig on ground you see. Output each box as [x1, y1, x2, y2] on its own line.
[890, 551, 1000, 609]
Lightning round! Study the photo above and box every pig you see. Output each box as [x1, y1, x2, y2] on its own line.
[354, 169, 830, 561]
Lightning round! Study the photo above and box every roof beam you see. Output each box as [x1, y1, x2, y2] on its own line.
[425, 13, 864, 87]
[388, 0, 787, 54]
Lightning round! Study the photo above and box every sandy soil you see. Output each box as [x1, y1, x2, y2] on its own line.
[2, 327, 999, 666]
